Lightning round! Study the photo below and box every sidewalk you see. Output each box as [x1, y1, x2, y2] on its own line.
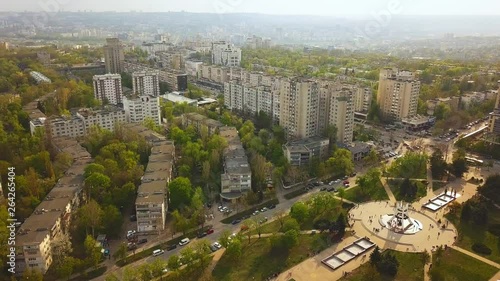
[379, 177, 396, 203]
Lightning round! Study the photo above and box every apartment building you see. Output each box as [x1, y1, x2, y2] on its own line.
[185, 60, 203, 78]
[283, 137, 330, 166]
[30, 71, 51, 84]
[224, 81, 274, 117]
[136, 140, 175, 233]
[104, 38, 124, 74]
[157, 51, 184, 70]
[328, 85, 355, 144]
[279, 78, 320, 140]
[15, 138, 91, 275]
[165, 71, 188, 92]
[76, 107, 127, 132]
[354, 87, 372, 113]
[211, 41, 241, 67]
[201, 65, 230, 84]
[182, 112, 224, 136]
[44, 106, 126, 138]
[123, 94, 161, 125]
[377, 68, 420, 120]
[132, 71, 161, 97]
[489, 83, 500, 135]
[92, 74, 123, 105]
[220, 126, 252, 200]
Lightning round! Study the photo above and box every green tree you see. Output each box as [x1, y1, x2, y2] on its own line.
[178, 164, 192, 178]
[450, 149, 468, 178]
[226, 238, 243, 259]
[78, 200, 103, 237]
[56, 256, 78, 280]
[84, 235, 102, 269]
[101, 205, 123, 237]
[113, 243, 128, 261]
[326, 149, 354, 177]
[290, 202, 309, 225]
[430, 150, 447, 179]
[167, 254, 181, 271]
[283, 218, 301, 232]
[168, 177, 194, 210]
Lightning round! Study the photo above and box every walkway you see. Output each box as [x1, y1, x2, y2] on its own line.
[379, 177, 396, 203]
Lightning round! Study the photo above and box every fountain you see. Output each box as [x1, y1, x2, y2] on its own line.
[379, 201, 423, 234]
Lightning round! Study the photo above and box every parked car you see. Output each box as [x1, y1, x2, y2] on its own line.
[342, 176, 348, 180]
[127, 243, 137, 251]
[179, 238, 190, 246]
[206, 228, 215, 234]
[334, 179, 341, 183]
[329, 181, 334, 185]
[350, 173, 356, 177]
[252, 210, 260, 216]
[259, 217, 268, 224]
[327, 187, 335, 192]
[152, 249, 164, 256]
[137, 238, 147, 245]
[268, 204, 277, 209]
[344, 183, 350, 188]
[320, 187, 327, 191]
[129, 215, 137, 222]
[260, 207, 268, 212]
[231, 219, 241, 225]
[166, 244, 177, 251]
[210, 242, 222, 252]
[197, 231, 207, 238]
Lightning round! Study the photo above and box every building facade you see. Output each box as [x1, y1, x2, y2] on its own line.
[220, 127, 252, 200]
[489, 83, 500, 135]
[92, 74, 123, 105]
[283, 137, 330, 166]
[104, 38, 124, 74]
[279, 78, 320, 140]
[354, 87, 372, 113]
[132, 71, 161, 97]
[136, 140, 175, 233]
[377, 68, 420, 120]
[123, 95, 161, 125]
[211, 41, 241, 67]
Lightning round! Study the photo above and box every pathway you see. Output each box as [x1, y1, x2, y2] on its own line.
[488, 270, 500, 281]
[423, 252, 432, 281]
[379, 177, 396, 203]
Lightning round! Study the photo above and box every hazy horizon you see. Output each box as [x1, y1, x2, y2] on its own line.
[2, 0, 500, 16]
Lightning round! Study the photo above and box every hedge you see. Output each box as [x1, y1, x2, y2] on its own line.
[472, 243, 492, 255]
[220, 198, 279, 224]
[116, 225, 213, 267]
[284, 188, 309, 200]
[488, 224, 500, 237]
[69, 266, 107, 281]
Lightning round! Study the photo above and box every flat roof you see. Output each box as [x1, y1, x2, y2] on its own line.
[163, 93, 198, 104]
[136, 180, 167, 204]
[16, 158, 90, 245]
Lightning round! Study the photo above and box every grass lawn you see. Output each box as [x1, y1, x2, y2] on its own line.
[343, 183, 389, 203]
[447, 204, 500, 264]
[212, 234, 330, 281]
[341, 250, 425, 281]
[388, 179, 427, 203]
[430, 248, 498, 281]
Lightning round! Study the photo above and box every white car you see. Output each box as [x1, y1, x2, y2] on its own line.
[179, 238, 190, 246]
[212, 242, 222, 249]
[260, 207, 268, 212]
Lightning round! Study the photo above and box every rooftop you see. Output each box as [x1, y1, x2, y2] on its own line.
[162, 93, 198, 105]
[136, 180, 167, 204]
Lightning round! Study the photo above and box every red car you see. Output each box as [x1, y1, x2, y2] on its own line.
[343, 180, 349, 185]
[206, 229, 214, 235]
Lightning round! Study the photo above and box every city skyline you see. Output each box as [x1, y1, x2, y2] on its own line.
[2, 0, 500, 16]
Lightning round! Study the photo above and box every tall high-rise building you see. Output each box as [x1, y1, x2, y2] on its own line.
[377, 68, 420, 120]
[354, 87, 373, 113]
[123, 95, 161, 125]
[211, 41, 241, 67]
[328, 86, 355, 144]
[104, 38, 124, 74]
[488, 81, 500, 135]
[132, 71, 161, 97]
[317, 82, 355, 144]
[92, 74, 123, 105]
[279, 78, 319, 139]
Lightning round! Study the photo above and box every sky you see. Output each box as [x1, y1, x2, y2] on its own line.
[3, 0, 500, 15]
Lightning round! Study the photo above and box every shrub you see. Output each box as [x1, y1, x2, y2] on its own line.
[472, 243, 492, 255]
[488, 224, 500, 237]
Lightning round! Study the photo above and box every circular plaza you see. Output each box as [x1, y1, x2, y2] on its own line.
[348, 200, 456, 253]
